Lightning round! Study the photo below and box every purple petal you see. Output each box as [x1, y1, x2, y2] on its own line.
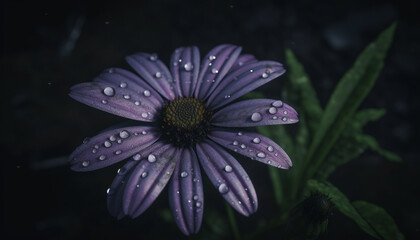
[212, 99, 298, 127]
[96, 67, 164, 108]
[196, 139, 257, 216]
[170, 46, 200, 97]
[169, 148, 203, 235]
[230, 54, 258, 72]
[208, 128, 292, 169]
[69, 81, 159, 122]
[194, 44, 242, 100]
[122, 144, 178, 218]
[126, 53, 176, 100]
[206, 61, 286, 109]
[69, 126, 160, 172]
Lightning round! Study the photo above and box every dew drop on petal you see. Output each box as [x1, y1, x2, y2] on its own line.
[268, 107, 277, 114]
[82, 161, 90, 167]
[224, 95, 231, 99]
[272, 100, 283, 108]
[143, 90, 151, 97]
[117, 139, 122, 144]
[282, 117, 287, 122]
[233, 140, 239, 146]
[252, 137, 261, 144]
[209, 55, 216, 61]
[101, 100, 108, 104]
[211, 68, 219, 74]
[195, 201, 202, 208]
[250, 69, 254, 73]
[257, 152, 266, 158]
[119, 130, 130, 139]
[184, 62, 193, 71]
[119, 82, 127, 88]
[148, 154, 156, 163]
[134, 101, 140, 106]
[123, 95, 131, 100]
[106, 188, 111, 194]
[103, 87, 115, 97]
[180, 171, 188, 178]
[251, 112, 262, 122]
[149, 54, 158, 61]
[141, 172, 148, 178]
[114, 150, 122, 155]
[262, 72, 269, 78]
[141, 130, 147, 135]
[155, 72, 162, 78]
[283, 110, 288, 115]
[267, 146, 274, 152]
[109, 135, 116, 141]
[240, 144, 246, 149]
[193, 195, 199, 200]
[224, 165, 233, 172]
[104, 141, 112, 148]
[218, 183, 229, 194]
[133, 153, 141, 161]
[91, 149, 97, 154]
[141, 112, 148, 118]
[237, 132, 243, 136]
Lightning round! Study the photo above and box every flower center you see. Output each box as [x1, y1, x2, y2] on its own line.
[160, 97, 212, 147]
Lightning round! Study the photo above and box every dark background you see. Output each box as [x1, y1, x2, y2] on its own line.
[2, 0, 419, 239]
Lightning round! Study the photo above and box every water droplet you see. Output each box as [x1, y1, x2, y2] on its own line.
[82, 161, 90, 167]
[114, 150, 122, 155]
[233, 140, 239, 146]
[120, 82, 127, 88]
[250, 69, 254, 73]
[143, 90, 151, 97]
[117, 139, 122, 144]
[262, 72, 269, 78]
[267, 160, 272, 164]
[272, 100, 283, 108]
[148, 154, 156, 163]
[267, 146, 274, 152]
[117, 168, 123, 175]
[252, 137, 261, 144]
[257, 152, 266, 158]
[240, 144, 246, 149]
[123, 95, 131, 100]
[133, 153, 141, 161]
[141, 112, 148, 118]
[108, 68, 114, 73]
[238, 201, 242, 205]
[149, 54, 158, 61]
[251, 112, 262, 122]
[282, 117, 287, 122]
[83, 137, 89, 144]
[272, 116, 278, 120]
[106, 188, 110, 194]
[184, 62, 193, 71]
[136, 184, 140, 188]
[94, 145, 99, 149]
[109, 135, 116, 141]
[218, 183, 229, 194]
[119, 130, 130, 139]
[193, 178, 200, 183]
[141, 130, 147, 135]
[141, 172, 148, 178]
[134, 101, 140, 106]
[155, 72, 162, 78]
[237, 132, 243, 136]
[224, 165, 233, 172]
[91, 149, 97, 154]
[103, 87, 115, 97]
[211, 68, 219, 74]
[283, 110, 288, 115]
[134, 132, 139, 136]
[193, 195, 199, 200]
[101, 100, 108, 104]
[224, 95, 231, 99]
[104, 141, 112, 148]
[180, 171, 188, 178]
[209, 55, 216, 61]
[195, 201, 202, 208]
[268, 107, 277, 114]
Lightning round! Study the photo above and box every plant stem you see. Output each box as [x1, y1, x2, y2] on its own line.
[225, 202, 241, 240]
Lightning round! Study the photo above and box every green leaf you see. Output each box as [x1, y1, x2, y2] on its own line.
[307, 180, 380, 238]
[356, 134, 402, 162]
[300, 23, 396, 184]
[353, 201, 405, 240]
[353, 108, 387, 131]
[285, 49, 323, 137]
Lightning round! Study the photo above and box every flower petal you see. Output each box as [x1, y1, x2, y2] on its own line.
[207, 61, 286, 109]
[196, 139, 257, 216]
[126, 53, 176, 100]
[122, 143, 178, 218]
[169, 147, 203, 235]
[69, 81, 159, 122]
[69, 126, 160, 172]
[208, 128, 292, 169]
[170, 46, 200, 97]
[212, 99, 298, 127]
[230, 54, 258, 72]
[194, 44, 242, 100]
[96, 67, 164, 108]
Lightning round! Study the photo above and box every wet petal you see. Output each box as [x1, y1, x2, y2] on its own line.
[169, 148, 203, 235]
[69, 81, 159, 122]
[96, 67, 164, 108]
[207, 61, 286, 109]
[195, 44, 242, 100]
[208, 128, 292, 169]
[69, 126, 160, 171]
[230, 54, 258, 72]
[170, 46, 200, 97]
[126, 53, 176, 100]
[212, 99, 298, 127]
[196, 139, 257, 216]
[122, 144, 178, 218]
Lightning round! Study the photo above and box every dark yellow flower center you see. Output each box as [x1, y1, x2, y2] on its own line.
[160, 97, 212, 147]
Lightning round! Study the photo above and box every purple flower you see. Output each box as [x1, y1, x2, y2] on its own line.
[69, 44, 298, 235]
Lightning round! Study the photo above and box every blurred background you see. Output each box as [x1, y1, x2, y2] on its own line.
[1, 0, 419, 239]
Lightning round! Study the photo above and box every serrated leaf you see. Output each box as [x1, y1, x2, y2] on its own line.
[353, 201, 405, 240]
[301, 23, 396, 182]
[356, 134, 402, 162]
[307, 180, 380, 238]
[285, 49, 323, 137]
